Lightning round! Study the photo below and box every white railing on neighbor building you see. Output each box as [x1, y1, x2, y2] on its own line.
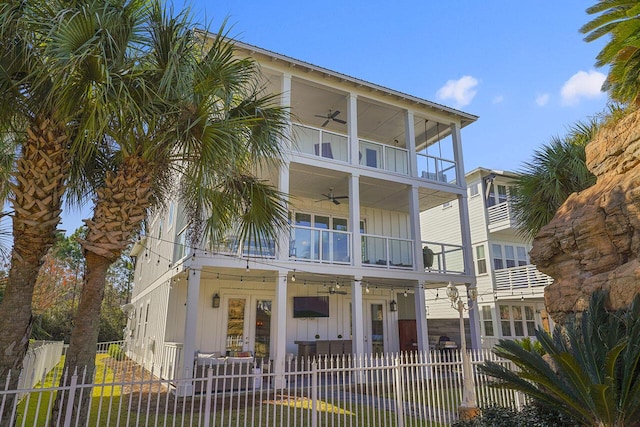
[1, 348, 526, 427]
[487, 201, 518, 230]
[494, 265, 553, 293]
[18, 341, 64, 391]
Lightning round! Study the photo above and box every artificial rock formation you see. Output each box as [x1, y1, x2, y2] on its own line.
[530, 110, 640, 322]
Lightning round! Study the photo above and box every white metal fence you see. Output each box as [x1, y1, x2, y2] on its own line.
[18, 341, 64, 391]
[1, 348, 525, 427]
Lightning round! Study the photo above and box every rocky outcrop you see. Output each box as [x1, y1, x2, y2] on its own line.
[530, 110, 640, 322]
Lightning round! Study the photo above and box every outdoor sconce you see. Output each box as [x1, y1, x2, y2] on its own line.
[212, 293, 220, 308]
[390, 300, 398, 312]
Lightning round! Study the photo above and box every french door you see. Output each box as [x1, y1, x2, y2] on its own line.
[225, 296, 272, 359]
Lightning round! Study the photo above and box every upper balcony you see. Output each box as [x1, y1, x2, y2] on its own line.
[493, 264, 553, 297]
[487, 200, 518, 233]
[291, 122, 457, 185]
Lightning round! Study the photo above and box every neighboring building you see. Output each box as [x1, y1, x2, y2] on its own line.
[422, 168, 554, 349]
[126, 38, 479, 385]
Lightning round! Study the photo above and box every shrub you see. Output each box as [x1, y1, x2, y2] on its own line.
[452, 404, 575, 427]
[107, 344, 125, 361]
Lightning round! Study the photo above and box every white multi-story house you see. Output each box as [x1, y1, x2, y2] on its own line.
[422, 168, 554, 349]
[126, 39, 480, 386]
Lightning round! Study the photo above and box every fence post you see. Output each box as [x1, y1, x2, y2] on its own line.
[311, 361, 318, 427]
[63, 369, 78, 427]
[394, 357, 405, 427]
[203, 367, 213, 427]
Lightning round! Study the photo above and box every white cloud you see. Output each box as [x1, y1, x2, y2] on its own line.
[536, 93, 550, 107]
[560, 70, 606, 105]
[492, 95, 504, 104]
[436, 76, 479, 107]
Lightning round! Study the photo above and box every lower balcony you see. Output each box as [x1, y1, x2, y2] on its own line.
[361, 234, 413, 269]
[289, 225, 352, 264]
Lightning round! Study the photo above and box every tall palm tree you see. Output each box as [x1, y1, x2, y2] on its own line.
[581, 0, 640, 105]
[511, 117, 599, 240]
[54, 4, 290, 422]
[0, 4, 150, 423]
[479, 291, 640, 426]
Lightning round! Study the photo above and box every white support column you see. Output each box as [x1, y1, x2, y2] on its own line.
[405, 110, 418, 177]
[179, 267, 201, 395]
[273, 272, 288, 389]
[276, 73, 292, 261]
[409, 185, 423, 272]
[414, 282, 429, 353]
[349, 174, 362, 266]
[351, 276, 365, 356]
[277, 164, 290, 261]
[347, 93, 358, 165]
[451, 122, 481, 350]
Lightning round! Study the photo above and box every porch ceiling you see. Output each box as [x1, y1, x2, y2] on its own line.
[287, 164, 457, 213]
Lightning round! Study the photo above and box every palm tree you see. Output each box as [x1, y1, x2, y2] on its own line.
[479, 291, 640, 426]
[511, 118, 599, 240]
[55, 4, 289, 422]
[0, 4, 153, 424]
[581, 0, 640, 105]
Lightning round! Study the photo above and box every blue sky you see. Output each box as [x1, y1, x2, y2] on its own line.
[59, 0, 610, 233]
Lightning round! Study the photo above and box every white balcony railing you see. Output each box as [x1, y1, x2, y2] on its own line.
[358, 139, 409, 175]
[416, 152, 457, 184]
[421, 241, 466, 274]
[291, 123, 349, 162]
[362, 234, 413, 269]
[212, 236, 276, 258]
[290, 225, 352, 264]
[487, 200, 518, 231]
[494, 264, 553, 293]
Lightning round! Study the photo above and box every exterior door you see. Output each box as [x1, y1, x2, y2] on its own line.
[364, 301, 386, 355]
[225, 296, 272, 358]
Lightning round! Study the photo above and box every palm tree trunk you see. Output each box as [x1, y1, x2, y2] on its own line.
[51, 156, 151, 425]
[0, 117, 68, 427]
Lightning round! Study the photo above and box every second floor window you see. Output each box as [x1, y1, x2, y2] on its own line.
[492, 243, 529, 270]
[476, 245, 487, 274]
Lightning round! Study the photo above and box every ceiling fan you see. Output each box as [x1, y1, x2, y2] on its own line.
[314, 110, 346, 127]
[319, 286, 348, 295]
[316, 187, 348, 205]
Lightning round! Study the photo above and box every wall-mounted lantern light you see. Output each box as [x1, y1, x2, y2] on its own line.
[212, 293, 221, 308]
[390, 300, 398, 312]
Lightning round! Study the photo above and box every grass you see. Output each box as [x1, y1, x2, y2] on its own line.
[12, 356, 451, 426]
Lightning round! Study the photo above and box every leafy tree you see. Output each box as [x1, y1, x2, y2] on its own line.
[511, 118, 599, 240]
[55, 2, 289, 422]
[581, 1, 640, 105]
[0, 0, 146, 394]
[479, 291, 640, 426]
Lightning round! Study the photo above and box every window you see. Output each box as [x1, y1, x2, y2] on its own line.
[505, 245, 516, 268]
[481, 306, 494, 336]
[475, 245, 487, 274]
[499, 305, 511, 337]
[499, 304, 537, 337]
[525, 306, 536, 335]
[492, 244, 504, 270]
[157, 218, 163, 243]
[469, 183, 479, 197]
[487, 182, 512, 206]
[492, 243, 529, 270]
[168, 202, 175, 227]
[516, 246, 528, 266]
